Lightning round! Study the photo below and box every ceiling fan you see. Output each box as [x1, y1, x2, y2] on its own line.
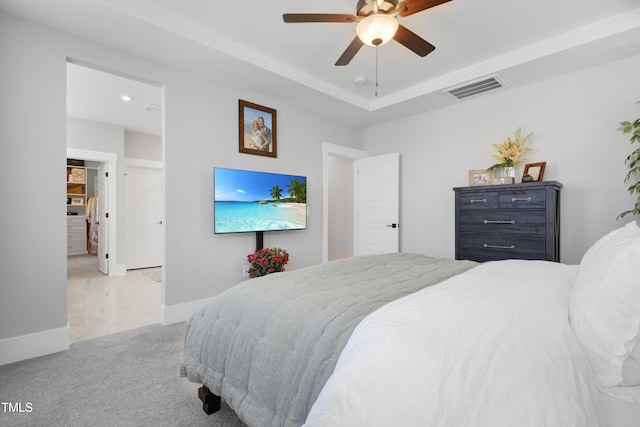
[283, 0, 452, 66]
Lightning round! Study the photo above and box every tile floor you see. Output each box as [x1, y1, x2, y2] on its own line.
[67, 254, 162, 343]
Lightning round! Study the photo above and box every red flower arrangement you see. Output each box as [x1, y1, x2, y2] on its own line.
[247, 247, 289, 278]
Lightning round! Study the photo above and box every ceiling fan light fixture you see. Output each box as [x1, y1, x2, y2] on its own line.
[356, 14, 398, 46]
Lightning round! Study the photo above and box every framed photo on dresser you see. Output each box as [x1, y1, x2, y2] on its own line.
[523, 162, 546, 182]
[468, 169, 495, 186]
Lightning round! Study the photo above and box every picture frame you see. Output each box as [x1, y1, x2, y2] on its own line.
[523, 162, 546, 182]
[469, 169, 495, 186]
[239, 99, 277, 158]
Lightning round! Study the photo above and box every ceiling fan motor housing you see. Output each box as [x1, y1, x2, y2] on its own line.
[356, 0, 398, 17]
[283, 0, 444, 66]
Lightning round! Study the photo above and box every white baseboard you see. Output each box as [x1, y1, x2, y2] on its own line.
[161, 297, 216, 325]
[111, 263, 127, 276]
[0, 325, 70, 366]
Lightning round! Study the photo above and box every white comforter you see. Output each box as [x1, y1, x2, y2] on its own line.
[304, 260, 605, 427]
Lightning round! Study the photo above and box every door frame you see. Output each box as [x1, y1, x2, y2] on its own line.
[66, 147, 119, 275]
[322, 142, 367, 263]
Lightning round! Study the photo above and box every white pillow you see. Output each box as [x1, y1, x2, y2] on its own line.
[569, 220, 640, 387]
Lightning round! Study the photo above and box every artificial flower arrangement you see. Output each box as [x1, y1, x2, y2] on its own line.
[247, 247, 289, 278]
[488, 127, 534, 169]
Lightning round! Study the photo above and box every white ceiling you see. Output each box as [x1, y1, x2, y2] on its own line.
[2, 0, 640, 133]
[66, 62, 163, 136]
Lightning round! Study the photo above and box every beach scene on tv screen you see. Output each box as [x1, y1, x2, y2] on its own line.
[214, 168, 307, 233]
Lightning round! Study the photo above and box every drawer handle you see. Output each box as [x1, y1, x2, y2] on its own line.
[470, 198, 487, 204]
[484, 243, 516, 249]
[511, 197, 531, 202]
[483, 219, 516, 225]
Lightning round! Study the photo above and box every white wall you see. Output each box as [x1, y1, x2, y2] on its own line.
[363, 54, 640, 264]
[125, 130, 162, 161]
[161, 75, 363, 308]
[328, 155, 354, 260]
[0, 12, 363, 363]
[0, 13, 68, 353]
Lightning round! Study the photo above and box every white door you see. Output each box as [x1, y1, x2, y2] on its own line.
[354, 153, 400, 255]
[97, 163, 108, 275]
[126, 166, 163, 269]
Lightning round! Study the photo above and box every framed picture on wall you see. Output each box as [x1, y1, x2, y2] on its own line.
[238, 99, 277, 158]
[469, 169, 495, 186]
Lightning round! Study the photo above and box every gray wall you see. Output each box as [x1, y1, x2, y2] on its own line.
[362, 54, 640, 264]
[1, 13, 68, 340]
[0, 12, 363, 344]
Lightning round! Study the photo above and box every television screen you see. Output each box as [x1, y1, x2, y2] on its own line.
[214, 167, 307, 234]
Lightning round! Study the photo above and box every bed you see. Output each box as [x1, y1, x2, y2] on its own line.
[180, 221, 640, 427]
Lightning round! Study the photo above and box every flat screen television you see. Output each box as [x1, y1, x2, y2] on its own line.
[214, 167, 307, 235]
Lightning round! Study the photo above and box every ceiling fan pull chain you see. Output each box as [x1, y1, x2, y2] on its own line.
[375, 44, 379, 97]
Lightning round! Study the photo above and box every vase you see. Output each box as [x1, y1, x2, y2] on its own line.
[497, 166, 516, 178]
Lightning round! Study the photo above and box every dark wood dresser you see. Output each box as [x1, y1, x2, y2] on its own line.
[453, 181, 562, 262]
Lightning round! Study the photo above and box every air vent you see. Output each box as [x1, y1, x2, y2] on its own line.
[445, 75, 506, 100]
[142, 103, 162, 113]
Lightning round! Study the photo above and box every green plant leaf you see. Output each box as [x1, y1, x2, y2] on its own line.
[617, 117, 640, 219]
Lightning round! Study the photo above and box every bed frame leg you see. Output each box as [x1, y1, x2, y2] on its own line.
[198, 385, 221, 415]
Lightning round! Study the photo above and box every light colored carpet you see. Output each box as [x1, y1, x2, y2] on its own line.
[0, 323, 247, 427]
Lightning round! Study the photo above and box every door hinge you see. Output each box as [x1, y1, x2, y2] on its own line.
[105, 172, 109, 177]
[105, 212, 109, 218]
[105, 253, 109, 259]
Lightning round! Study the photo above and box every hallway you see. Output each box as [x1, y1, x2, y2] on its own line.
[67, 254, 162, 343]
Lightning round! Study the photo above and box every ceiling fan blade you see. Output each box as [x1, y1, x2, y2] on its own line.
[397, 0, 451, 17]
[393, 25, 435, 57]
[283, 13, 359, 23]
[335, 36, 365, 66]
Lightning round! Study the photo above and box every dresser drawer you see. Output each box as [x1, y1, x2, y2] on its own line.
[67, 240, 86, 252]
[458, 234, 546, 261]
[458, 191, 498, 210]
[67, 222, 86, 233]
[68, 230, 85, 242]
[498, 189, 546, 209]
[458, 210, 546, 235]
[67, 215, 87, 255]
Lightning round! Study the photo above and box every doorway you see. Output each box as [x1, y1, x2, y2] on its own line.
[66, 148, 117, 275]
[66, 61, 164, 341]
[66, 60, 163, 273]
[322, 142, 365, 262]
[322, 143, 401, 262]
